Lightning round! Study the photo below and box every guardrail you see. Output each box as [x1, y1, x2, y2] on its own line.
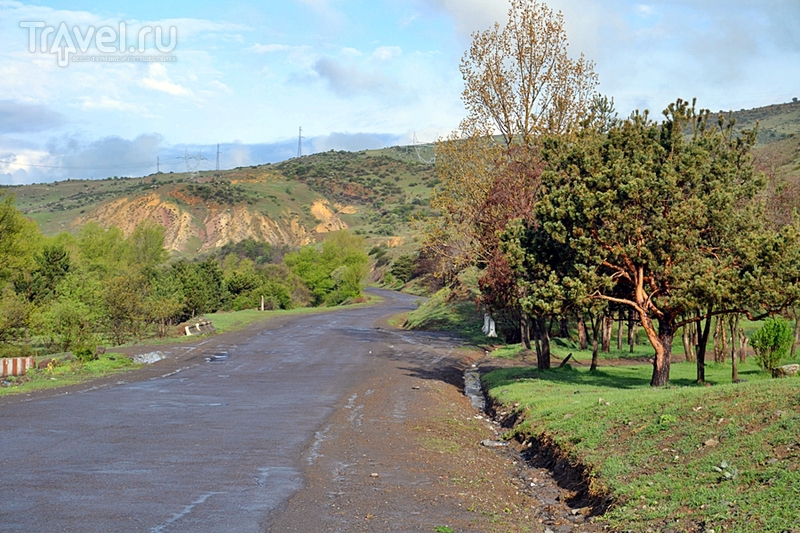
[1, 357, 36, 377]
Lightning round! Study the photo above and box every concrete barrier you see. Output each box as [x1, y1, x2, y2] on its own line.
[185, 319, 216, 336]
[1, 357, 36, 377]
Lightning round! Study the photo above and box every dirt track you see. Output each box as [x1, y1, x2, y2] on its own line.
[0, 290, 599, 533]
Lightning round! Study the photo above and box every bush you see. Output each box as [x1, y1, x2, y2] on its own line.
[390, 254, 416, 283]
[751, 317, 794, 373]
[73, 343, 98, 362]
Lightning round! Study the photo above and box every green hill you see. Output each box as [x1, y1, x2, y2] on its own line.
[1, 147, 436, 259]
[728, 99, 800, 145]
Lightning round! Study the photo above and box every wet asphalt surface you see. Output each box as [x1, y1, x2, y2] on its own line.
[0, 290, 428, 533]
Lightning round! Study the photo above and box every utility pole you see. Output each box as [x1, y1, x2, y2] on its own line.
[297, 126, 303, 158]
[216, 143, 220, 171]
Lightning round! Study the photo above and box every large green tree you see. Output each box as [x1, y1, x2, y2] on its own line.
[285, 230, 368, 305]
[0, 192, 40, 284]
[530, 99, 799, 386]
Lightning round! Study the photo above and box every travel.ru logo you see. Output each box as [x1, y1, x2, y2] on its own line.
[20, 21, 178, 67]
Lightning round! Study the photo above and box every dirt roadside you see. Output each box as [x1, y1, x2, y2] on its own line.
[267, 316, 602, 533]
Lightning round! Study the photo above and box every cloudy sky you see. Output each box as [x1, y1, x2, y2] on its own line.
[1, 0, 798, 184]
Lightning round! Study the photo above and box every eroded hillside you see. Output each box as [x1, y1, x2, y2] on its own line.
[7, 147, 436, 257]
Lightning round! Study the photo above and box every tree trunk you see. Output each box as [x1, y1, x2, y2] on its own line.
[728, 315, 739, 364]
[521, 314, 531, 350]
[682, 323, 695, 362]
[627, 310, 635, 353]
[535, 316, 551, 370]
[696, 308, 713, 383]
[738, 328, 748, 363]
[617, 309, 624, 351]
[577, 317, 588, 350]
[589, 314, 600, 372]
[730, 315, 740, 382]
[714, 316, 728, 363]
[601, 314, 613, 353]
[640, 314, 673, 387]
[559, 317, 569, 339]
[793, 308, 800, 359]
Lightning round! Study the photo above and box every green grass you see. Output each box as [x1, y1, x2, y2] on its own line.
[202, 293, 384, 334]
[0, 353, 140, 396]
[404, 286, 485, 344]
[487, 314, 775, 364]
[484, 359, 800, 532]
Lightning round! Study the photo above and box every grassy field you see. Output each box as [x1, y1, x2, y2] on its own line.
[484, 358, 800, 532]
[0, 353, 140, 397]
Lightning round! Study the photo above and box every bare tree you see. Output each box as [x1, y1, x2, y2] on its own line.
[459, 0, 598, 145]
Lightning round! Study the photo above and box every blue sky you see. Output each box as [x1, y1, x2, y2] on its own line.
[1, 0, 798, 184]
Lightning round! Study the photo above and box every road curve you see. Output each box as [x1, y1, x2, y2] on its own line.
[0, 290, 424, 533]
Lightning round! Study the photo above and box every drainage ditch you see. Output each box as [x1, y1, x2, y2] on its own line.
[464, 366, 611, 521]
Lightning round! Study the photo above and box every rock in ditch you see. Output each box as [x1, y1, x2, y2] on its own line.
[480, 439, 508, 448]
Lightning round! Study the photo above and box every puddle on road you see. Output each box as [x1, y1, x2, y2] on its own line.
[206, 352, 230, 362]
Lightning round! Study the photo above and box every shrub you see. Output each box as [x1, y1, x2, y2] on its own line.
[751, 317, 794, 373]
[73, 344, 97, 362]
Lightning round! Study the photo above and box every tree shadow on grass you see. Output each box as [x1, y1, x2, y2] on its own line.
[484, 365, 653, 391]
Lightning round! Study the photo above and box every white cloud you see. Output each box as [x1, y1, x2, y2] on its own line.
[207, 80, 233, 94]
[416, 0, 800, 113]
[0, 99, 66, 133]
[309, 131, 402, 153]
[371, 46, 402, 62]
[139, 63, 193, 97]
[415, 0, 505, 38]
[0, 147, 51, 176]
[78, 95, 137, 112]
[296, 0, 345, 29]
[248, 43, 292, 53]
[312, 56, 397, 97]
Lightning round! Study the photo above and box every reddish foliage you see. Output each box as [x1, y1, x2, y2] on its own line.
[476, 145, 544, 314]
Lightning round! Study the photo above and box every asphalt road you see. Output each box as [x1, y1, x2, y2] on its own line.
[0, 290, 427, 533]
